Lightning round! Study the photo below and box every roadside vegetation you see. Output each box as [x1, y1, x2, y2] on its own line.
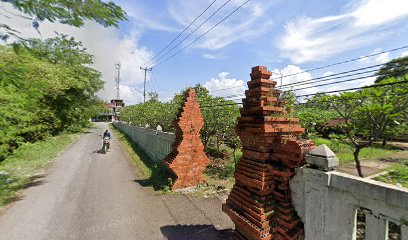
[119, 56, 407, 190]
[374, 160, 408, 188]
[0, 0, 127, 206]
[0, 1, 126, 162]
[110, 124, 172, 192]
[0, 132, 81, 207]
[312, 137, 399, 165]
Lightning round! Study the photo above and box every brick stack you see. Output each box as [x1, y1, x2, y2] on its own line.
[222, 66, 315, 240]
[162, 88, 210, 190]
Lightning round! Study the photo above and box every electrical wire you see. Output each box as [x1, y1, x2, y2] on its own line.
[199, 80, 408, 107]
[150, 0, 251, 68]
[296, 79, 408, 98]
[270, 45, 408, 80]
[146, 0, 233, 68]
[141, 0, 219, 67]
[208, 46, 408, 93]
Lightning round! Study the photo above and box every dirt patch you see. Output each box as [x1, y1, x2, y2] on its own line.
[336, 150, 408, 177]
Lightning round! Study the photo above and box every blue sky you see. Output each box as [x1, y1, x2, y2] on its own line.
[1, 0, 408, 104]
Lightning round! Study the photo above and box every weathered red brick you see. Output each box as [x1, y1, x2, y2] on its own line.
[162, 89, 210, 190]
[223, 66, 315, 240]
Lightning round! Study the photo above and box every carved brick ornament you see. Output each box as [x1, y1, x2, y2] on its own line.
[223, 66, 315, 240]
[162, 89, 210, 190]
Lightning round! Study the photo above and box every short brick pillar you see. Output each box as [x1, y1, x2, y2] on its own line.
[162, 88, 210, 190]
[222, 66, 315, 240]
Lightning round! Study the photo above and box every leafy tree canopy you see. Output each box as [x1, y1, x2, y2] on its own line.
[375, 56, 408, 83]
[1, 0, 127, 40]
[0, 35, 105, 161]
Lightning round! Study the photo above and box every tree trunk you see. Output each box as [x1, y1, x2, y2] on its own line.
[203, 133, 209, 148]
[232, 148, 237, 166]
[216, 134, 221, 151]
[382, 137, 387, 147]
[353, 147, 364, 177]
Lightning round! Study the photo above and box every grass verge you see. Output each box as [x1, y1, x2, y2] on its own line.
[110, 124, 171, 192]
[0, 132, 81, 208]
[374, 160, 408, 188]
[312, 137, 399, 164]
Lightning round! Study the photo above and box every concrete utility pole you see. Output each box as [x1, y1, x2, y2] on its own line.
[115, 63, 121, 99]
[140, 66, 152, 103]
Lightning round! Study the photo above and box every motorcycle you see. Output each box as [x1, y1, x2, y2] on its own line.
[102, 137, 110, 154]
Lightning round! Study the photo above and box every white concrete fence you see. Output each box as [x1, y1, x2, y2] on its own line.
[112, 122, 175, 162]
[113, 122, 408, 239]
[290, 144, 408, 240]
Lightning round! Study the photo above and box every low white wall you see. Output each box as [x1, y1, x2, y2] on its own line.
[112, 122, 175, 162]
[290, 166, 408, 240]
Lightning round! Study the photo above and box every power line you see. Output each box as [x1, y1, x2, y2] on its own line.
[270, 45, 408, 80]
[150, 0, 250, 68]
[199, 80, 408, 107]
[146, 0, 233, 68]
[297, 79, 408, 98]
[150, 70, 161, 93]
[283, 69, 380, 90]
[208, 46, 408, 93]
[288, 68, 407, 93]
[141, 0, 219, 67]
[207, 67, 379, 99]
[279, 57, 408, 89]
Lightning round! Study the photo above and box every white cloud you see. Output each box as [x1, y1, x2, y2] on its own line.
[204, 72, 245, 99]
[352, 0, 408, 27]
[358, 56, 371, 64]
[119, 85, 143, 104]
[0, 2, 152, 105]
[326, 86, 340, 95]
[202, 53, 222, 60]
[357, 76, 376, 86]
[273, 65, 320, 96]
[375, 52, 390, 64]
[401, 51, 408, 57]
[358, 48, 390, 64]
[279, 0, 408, 63]
[323, 71, 334, 77]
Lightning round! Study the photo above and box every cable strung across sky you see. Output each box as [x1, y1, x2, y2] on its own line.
[200, 80, 408, 108]
[208, 46, 408, 93]
[145, 0, 234, 68]
[149, 0, 251, 68]
[141, 0, 219, 67]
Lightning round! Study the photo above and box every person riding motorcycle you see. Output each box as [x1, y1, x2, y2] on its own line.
[103, 129, 111, 139]
[102, 130, 111, 152]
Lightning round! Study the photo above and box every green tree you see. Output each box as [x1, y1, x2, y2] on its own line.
[375, 56, 408, 83]
[147, 92, 159, 102]
[319, 77, 408, 177]
[1, 0, 126, 40]
[120, 85, 241, 154]
[0, 35, 105, 160]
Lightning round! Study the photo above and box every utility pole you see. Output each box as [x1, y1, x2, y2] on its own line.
[140, 66, 152, 103]
[115, 63, 121, 99]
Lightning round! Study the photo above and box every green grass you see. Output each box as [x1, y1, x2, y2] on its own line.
[312, 137, 399, 164]
[374, 161, 408, 188]
[0, 132, 81, 207]
[204, 145, 242, 180]
[110, 124, 171, 192]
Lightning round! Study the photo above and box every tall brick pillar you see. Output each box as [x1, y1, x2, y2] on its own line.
[222, 66, 315, 240]
[162, 88, 210, 190]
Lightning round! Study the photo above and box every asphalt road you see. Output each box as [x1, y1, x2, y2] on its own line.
[0, 122, 233, 240]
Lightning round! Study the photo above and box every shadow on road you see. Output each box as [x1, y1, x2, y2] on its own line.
[94, 149, 105, 154]
[160, 224, 232, 240]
